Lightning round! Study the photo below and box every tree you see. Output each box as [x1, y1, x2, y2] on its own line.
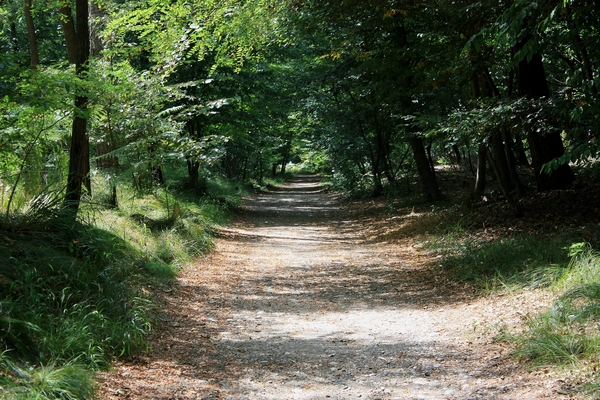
[64, 0, 90, 213]
[23, 0, 39, 68]
[514, 30, 574, 190]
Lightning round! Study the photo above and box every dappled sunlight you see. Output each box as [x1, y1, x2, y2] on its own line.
[102, 176, 560, 399]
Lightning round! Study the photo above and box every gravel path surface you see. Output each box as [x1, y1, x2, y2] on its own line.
[100, 175, 569, 399]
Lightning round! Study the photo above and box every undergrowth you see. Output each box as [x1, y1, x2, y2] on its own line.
[419, 204, 600, 396]
[0, 174, 240, 399]
[429, 233, 572, 291]
[510, 247, 600, 395]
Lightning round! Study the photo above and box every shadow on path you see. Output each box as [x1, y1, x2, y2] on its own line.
[100, 175, 556, 400]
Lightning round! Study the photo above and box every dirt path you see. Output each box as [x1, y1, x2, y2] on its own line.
[100, 175, 569, 399]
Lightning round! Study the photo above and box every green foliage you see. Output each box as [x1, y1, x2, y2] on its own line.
[429, 233, 571, 290]
[4, 0, 600, 394]
[0, 355, 96, 400]
[0, 167, 235, 395]
[0, 66, 75, 216]
[514, 248, 600, 370]
[0, 220, 152, 367]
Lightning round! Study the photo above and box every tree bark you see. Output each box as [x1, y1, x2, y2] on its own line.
[501, 127, 524, 195]
[452, 143, 462, 165]
[474, 144, 486, 197]
[60, 5, 77, 64]
[10, 13, 19, 54]
[64, 0, 90, 212]
[489, 132, 515, 192]
[89, 2, 105, 57]
[515, 35, 574, 190]
[24, 0, 39, 69]
[187, 159, 205, 193]
[409, 137, 443, 201]
[485, 147, 523, 216]
[395, 23, 442, 200]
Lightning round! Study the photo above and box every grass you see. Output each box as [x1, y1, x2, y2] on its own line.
[513, 248, 600, 367]
[0, 171, 241, 399]
[0, 358, 96, 400]
[429, 233, 572, 291]
[417, 203, 600, 395]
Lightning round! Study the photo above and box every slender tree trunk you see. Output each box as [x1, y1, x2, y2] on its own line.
[426, 140, 435, 173]
[241, 156, 249, 181]
[10, 16, 19, 54]
[452, 144, 462, 165]
[501, 127, 524, 195]
[24, 0, 39, 69]
[379, 131, 395, 183]
[60, 5, 77, 64]
[148, 143, 164, 186]
[225, 154, 232, 179]
[395, 22, 442, 200]
[485, 147, 523, 216]
[474, 144, 487, 197]
[280, 140, 291, 175]
[356, 118, 382, 196]
[373, 115, 394, 184]
[187, 159, 200, 188]
[64, 0, 90, 212]
[487, 131, 514, 193]
[89, 2, 105, 57]
[409, 137, 443, 201]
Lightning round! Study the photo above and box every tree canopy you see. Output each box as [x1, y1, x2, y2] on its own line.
[1, 0, 599, 211]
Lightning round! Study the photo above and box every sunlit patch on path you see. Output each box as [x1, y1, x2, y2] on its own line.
[100, 174, 562, 400]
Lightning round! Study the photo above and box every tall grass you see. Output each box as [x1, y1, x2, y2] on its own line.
[514, 248, 600, 369]
[429, 232, 572, 290]
[0, 172, 239, 398]
[429, 228, 600, 393]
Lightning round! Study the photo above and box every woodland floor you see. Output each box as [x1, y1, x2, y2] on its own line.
[98, 174, 588, 400]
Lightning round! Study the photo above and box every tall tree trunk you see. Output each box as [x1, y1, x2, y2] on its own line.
[241, 156, 249, 181]
[515, 35, 574, 191]
[187, 159, 200, 188]
[224, 152, 234, 179]
[280, 140, 291, 175]
[64, 0, 90, 212]
[409, 137, 443, 201]
[395, 22, 443, 200]
[24, 0, 39, 69]
[373, 115, 394, 184]
[471, 62, 523, 196]
[10, 12, 19, 54]
[60, 5, 77, 64]
[356, 118, 383, 196]
[489, 131, 515, 193]
[89, 2, 105, 57]
[426, 140, 435, 173]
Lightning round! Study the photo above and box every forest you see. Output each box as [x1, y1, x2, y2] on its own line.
[2, 0, 600, 398]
